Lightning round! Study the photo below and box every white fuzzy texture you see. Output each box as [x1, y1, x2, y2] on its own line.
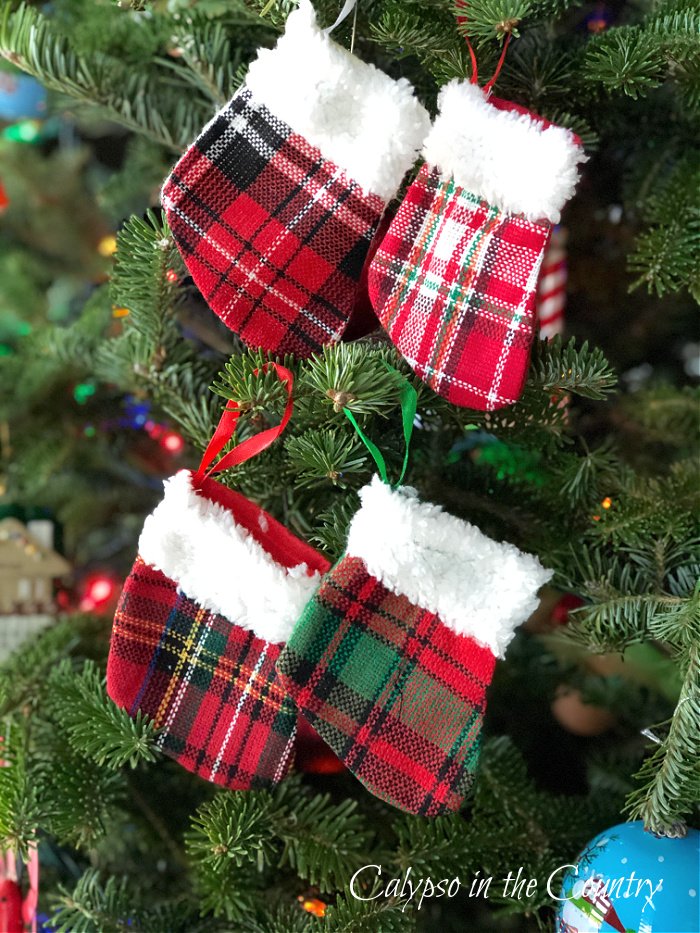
[345, 477, 552, 657]
[245, 0, 430, 200]
[138, 471, 322, 644]
[422, 81, 586, 223]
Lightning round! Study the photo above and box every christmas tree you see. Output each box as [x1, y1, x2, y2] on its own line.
[0, 0, 698, 930]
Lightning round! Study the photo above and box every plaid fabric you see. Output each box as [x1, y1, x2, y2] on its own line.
[162, 86, 385, 358]
[368, 164, 550, 411]
[276, 556, 496, 817]
[108, 558, 297, 790]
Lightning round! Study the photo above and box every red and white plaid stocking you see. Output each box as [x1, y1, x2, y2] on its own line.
[162, 0, 428, 358]
[368, 82, 585, 410]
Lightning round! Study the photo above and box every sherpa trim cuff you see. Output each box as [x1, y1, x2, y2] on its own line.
[345, 476, 552, 657]
[138, 470, 324, 644]
[421, 81, 585, 223]
[245, 0, 430, 201]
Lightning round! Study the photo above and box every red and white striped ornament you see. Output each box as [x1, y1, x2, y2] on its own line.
[536, 225, 568, 339]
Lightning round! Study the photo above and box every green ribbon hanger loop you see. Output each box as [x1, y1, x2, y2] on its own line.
[342, 366, 417, 489]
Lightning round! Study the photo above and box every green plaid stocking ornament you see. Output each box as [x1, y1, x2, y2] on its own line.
[277, 378, 551, 815]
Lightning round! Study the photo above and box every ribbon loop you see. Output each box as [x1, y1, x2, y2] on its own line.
[484, 32, 511, 92]
[455, 2, 512, 91]
[195, 363, 294, 481]
[324, 0, 358, 34]
[343, 366, 417, 488]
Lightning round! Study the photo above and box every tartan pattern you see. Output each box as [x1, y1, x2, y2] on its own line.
[276, 556, 497, 817]
[108, 558, 297, 790]
[162, 86, 385, 358]
[368, 164, 551, 411]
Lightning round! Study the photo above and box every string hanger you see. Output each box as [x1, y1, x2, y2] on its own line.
[325, 0, 357, 34]
[342, 365, 417, 489]
[455, 2, 513, 94]
[326, 0, 360, 53]
[260, 1, 360, 53]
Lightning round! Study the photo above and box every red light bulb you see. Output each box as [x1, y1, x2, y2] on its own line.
[80, 574, 118, 611]
[161, 430, 185, 454]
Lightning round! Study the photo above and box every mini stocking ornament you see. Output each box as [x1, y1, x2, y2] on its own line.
[277, 375, 551, 815]
[368, 80, 585, 410]
[162, 0, 429, 358]
[107, 366, 330, 790]
[277, 476, 551, 816]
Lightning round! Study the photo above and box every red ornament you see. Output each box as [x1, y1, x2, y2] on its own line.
[0, 181, 9, 213]
[55, 586, 74, 611]
[165, 269, 179, 283]
[295, 717, 345, 775]
[0, 879, 24, 933]
[551, 593, 585, 626]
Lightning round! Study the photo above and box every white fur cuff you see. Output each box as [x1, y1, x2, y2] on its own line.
[345, 476, 552, 657]
[422, 81, 585, 223]
[245, 0, 430, 201]
[138, 471, 323, 644]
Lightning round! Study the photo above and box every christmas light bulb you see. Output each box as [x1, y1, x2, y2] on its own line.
[160, 430, 185, 454]
[98, 235, 118, 257]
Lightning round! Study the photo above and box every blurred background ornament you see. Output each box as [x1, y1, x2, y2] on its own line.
[297, 894, 327, 918]
[0, 61, 47, 122]
[0, 844, 39, 933]
[551, 593, 586, 626]
[551, 684, 617, 737]
[536, 226, 568, 340]
[581, 1, 615, 34]
[294, 717, 345, 776]
[0, 516, 71, 661]
[0, 878, 23, 933]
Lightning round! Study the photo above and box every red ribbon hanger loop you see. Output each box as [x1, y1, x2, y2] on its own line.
[195, 362, 294, 481]
[483, 32, 511, 92]
[455, 2, 512, 92]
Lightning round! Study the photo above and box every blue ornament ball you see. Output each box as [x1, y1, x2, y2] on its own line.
[0, 69, 47, 120]
[554, 820, 699, 933]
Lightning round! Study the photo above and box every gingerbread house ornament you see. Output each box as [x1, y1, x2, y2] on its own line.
[0, 517, 70, 661]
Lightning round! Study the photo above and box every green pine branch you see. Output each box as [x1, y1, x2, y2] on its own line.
[51, 869, 201, 933]
[0, 725, 41, 857]
[0, 3, 211, 151]
[323, 890, 417, 932]
[453, 0, 532, 43]
[187, 777, 372, 919]
[584, 28, 666, 99]
[110, 211, 181, 348]
[47, 660, 159, 770]
[164, 14, 268, 108]
[625, 637, 700, 834]
[528, 336, 618, 399]
[0, 618, 81, 717]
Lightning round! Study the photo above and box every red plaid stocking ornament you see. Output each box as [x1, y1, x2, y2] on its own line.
[277, 476, 552, 816]
[107, 365, 330, 790]
[162, 0, 429, 358]
[368, 81, 585, 410]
